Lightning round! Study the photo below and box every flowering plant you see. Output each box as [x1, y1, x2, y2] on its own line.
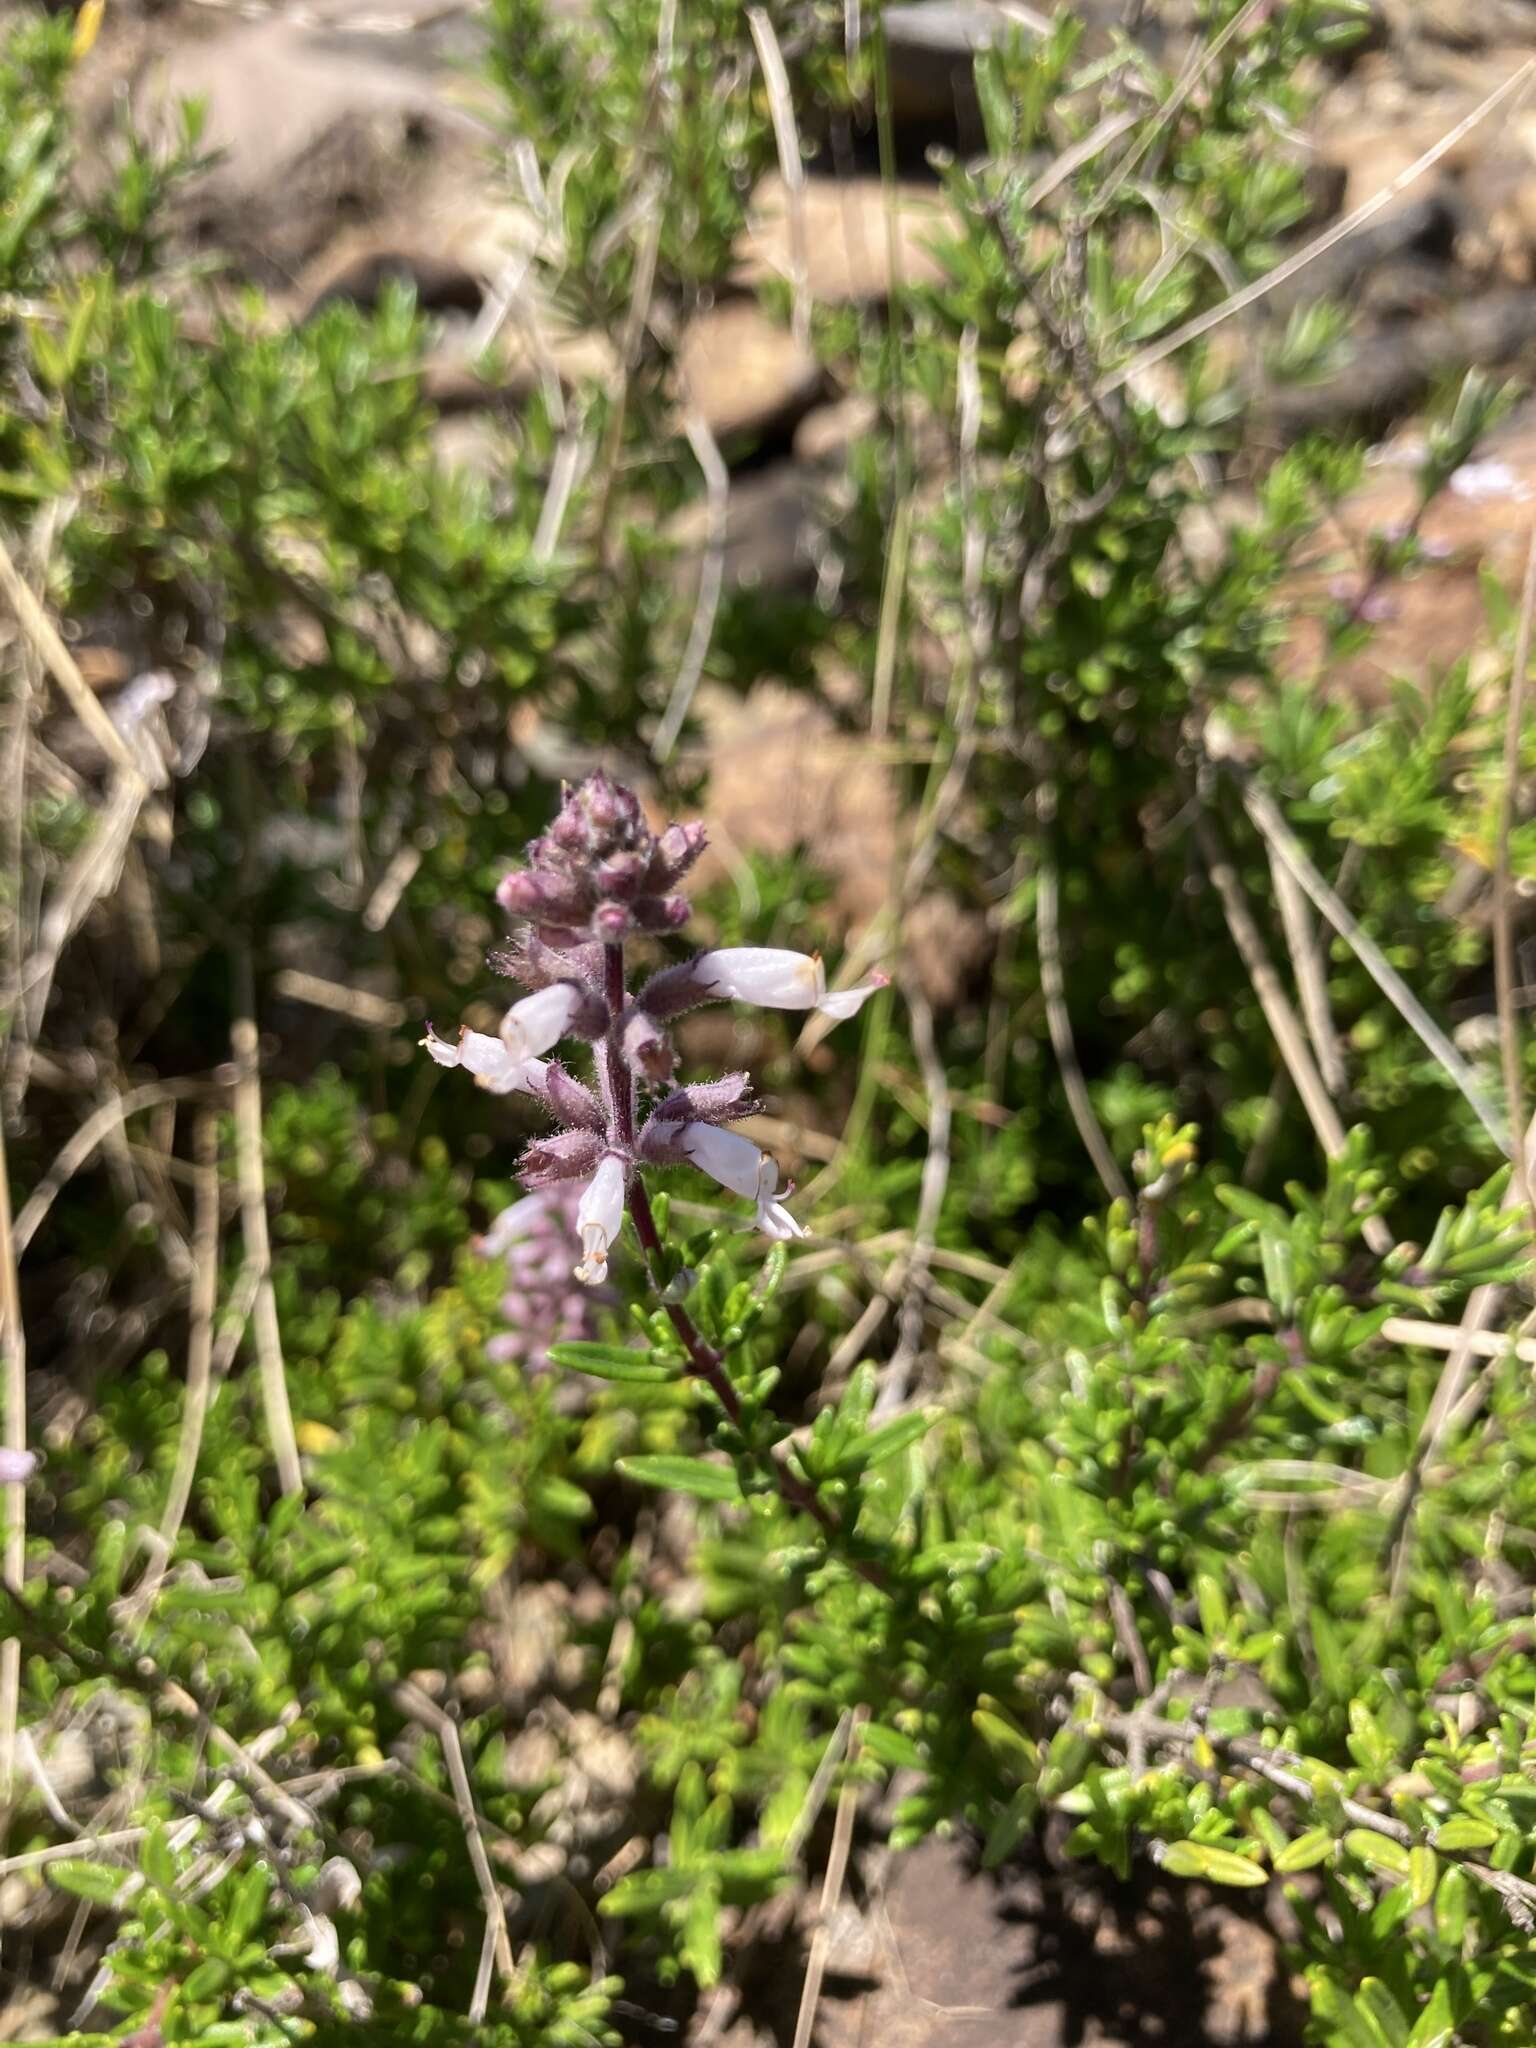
[422, 771, 891, 1544]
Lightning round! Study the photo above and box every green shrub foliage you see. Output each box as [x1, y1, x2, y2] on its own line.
[8, 2, 1536, 2044]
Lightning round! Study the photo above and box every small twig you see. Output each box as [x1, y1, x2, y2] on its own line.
[875, 977, 952, 1418]
[1101, 59, 1536, 400]
[232, 952, 302, 1498]
[1268, 846, 1347, 1097]
[1383, 1284, 1501, 1601]
[791, 1708, 867, 2048]
[652, 406, 729, 764]
[0, 525, 149, 787]
[1495, 529, 1536, 1225]
[1242, 778, 1509, 1154]
[136, 1114, 222, 1612]
[1089, 0, 1269, 221]
[396, 1683, 517, 2020]
[0, 1096, 25, 1803]
[1099, 1705, 1536, 1924]
[1038, 796, 1131, 1206]
[869, 495, 913, 744]
[747, 9, 809, 351]
[1194, 812, 1393, 1256]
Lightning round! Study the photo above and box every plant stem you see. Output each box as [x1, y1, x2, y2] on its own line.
[603, 944, 883, 1581]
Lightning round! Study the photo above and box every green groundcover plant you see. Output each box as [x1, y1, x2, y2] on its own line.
[8, 1, 1536, 2044]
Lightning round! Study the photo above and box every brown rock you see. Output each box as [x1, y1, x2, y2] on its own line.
[806, 1833, 1304, 2048]
[668, 464, 821, 594]
[1277, 402, 1536, 700]
[735, 174, 961, 305]
[677, 299, 824, 447]
[700, 683, 896, 930]
[121, 20, 486, 283]
[793, 394, 880, 466]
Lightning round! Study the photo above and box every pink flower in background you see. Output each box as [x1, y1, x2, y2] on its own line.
[478, 1188, 603, 1373]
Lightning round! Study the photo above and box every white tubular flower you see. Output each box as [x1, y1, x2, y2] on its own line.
[575, 1153, 627, 1286]
[501, 982, 584, 1061]
[693, 947, 883, 1022]
[421, 1026, 548, 1097]
[677, 1122, 806, 1242]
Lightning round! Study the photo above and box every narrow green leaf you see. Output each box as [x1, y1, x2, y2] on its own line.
[49, 1859, 132, 1904]
[547, 1341, 674, 1384]
[529, 1475, 593, 1520]
[1407, 1846, 1438, 1910]
[836, 1408, 936, 1475]
[1356, 1978, 1410, 2048]
[1344, 1829, 1411, 1877]
[617, 1455, 743, 1502]
[182, 1957, 234, 2002]
[1160, 1841, 1268, 1887]
[862, 1724, 926, 1770]
[1431, 1815, 1498, 1852]
[1404, 1979, 1456, 2048]
[1274, 1826, 1335, 1873]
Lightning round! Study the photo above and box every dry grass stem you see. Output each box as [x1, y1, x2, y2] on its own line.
[0, 1096, 26, 1804]
[875, 976, 952, 1417]
[1038, 819, 1131, 1206]
[270, 969, 406, 1029]
[396, 1682, 518, 2020]
[532, 428, 593, 564]
[0, 525, 149, 788]
[9, 769, 151, 1111]
[747, 8, 809, 350]
[1268, 845, 1347, 1097]
[1090, 0, 1270, 221]
[1380, 1314, 1536, 1365]
[791, 1708, 867, 2048]
[1495, 528, 1536, 1226]
[13, 1076, 210, 1259]
[1194, 813, 1393, 1255]
[232, 958, 303, 1498]
[1243, 780, 1509, 1153]
[136, 1114, 222, 1612]
[1102, 58, 1536, 399]
[1025, 107, 1140, 215]
[869, 495, 912, 743]
[653, 405, 729, 763]
[1383, 1283, 1501, 1601]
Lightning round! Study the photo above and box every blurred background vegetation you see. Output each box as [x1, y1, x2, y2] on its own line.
[9, 0, 1536, 2041]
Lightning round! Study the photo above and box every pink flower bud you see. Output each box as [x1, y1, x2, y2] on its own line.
[520, 1128, 606, 1189]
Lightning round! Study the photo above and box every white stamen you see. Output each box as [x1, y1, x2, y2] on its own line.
[575, 1153, 627, 1286]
